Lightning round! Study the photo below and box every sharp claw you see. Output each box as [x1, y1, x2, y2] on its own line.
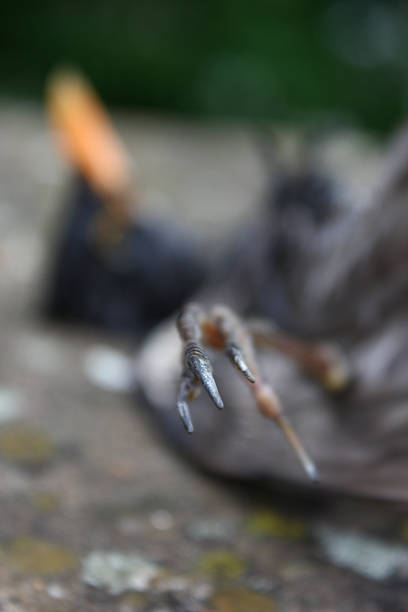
[188, 354, 224, 409]
[276, 413, 319, 483]
[176, 369, 197, 434]
[304, 460, 319, 483]
[177, 305, 224, 417]
[227, 344, 256, 383]
[177, 401, 194, 434]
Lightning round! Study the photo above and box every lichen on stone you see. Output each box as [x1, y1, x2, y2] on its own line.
[0, 426, 56, 467]
[32, 491, 60, 513]
[81, 551, 160, 595]
[210, 587, 277, 612]
[198, 550, 247, 581]
[187, 518, 236, 542]
[8, 537, 79, 575]
[247, 510, 307, 540]
[119, 592, 147, 609]
[315, 525, 408, 580]
[400, 520, 408, 542]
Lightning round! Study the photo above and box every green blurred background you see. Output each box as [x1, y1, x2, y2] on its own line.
[2, 0, 408, 132]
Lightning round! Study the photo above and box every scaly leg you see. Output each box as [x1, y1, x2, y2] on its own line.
[176, 303, 223, 434]
[176, 303, 318, 481]
[249, 319, 350, 392]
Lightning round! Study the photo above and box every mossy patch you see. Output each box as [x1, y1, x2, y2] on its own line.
[247, 510, 307, 540]
[198, 551, 246, 581]
[210, 587, 277, 612]
[8, 537, 79, 575]
[119, 592, 148, 609]
[0, 426, 56, 467]
[400, 520, 408, 541]
[32, 491, 60, 513]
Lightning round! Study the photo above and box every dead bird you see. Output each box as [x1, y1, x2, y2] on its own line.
[43, 71, 205, 336]
[138, 123, 408, 502]
[42, 82, 408, 500]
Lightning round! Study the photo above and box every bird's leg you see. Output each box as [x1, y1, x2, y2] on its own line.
[176, 303, 318, 481]
[204, 304, 256, 383]
[249, 319, 350, 393]
[210, 305, 318, 481]
[176, 303, 224, 433]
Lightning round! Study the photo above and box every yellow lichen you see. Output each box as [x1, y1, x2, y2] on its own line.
[119, 592, 147, 609]
[198, 550, 246, 581]
[247, 510, 307, 539]
[32, 492, 60, 512]
[210, 587, 277, 612]
[401, 520, 408, 541]
[0, 427, 56, 466]
[9, 537, 79, 575]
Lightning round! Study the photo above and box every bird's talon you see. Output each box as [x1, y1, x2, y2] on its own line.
[175, 303, 317, 482]
[226, 343, 256, 383]
[187, 352, 224, 409]
[177, 400, 194, 434]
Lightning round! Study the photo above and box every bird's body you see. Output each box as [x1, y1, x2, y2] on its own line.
[43, 71, 408, 502]
[138, 125, 408, 502]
